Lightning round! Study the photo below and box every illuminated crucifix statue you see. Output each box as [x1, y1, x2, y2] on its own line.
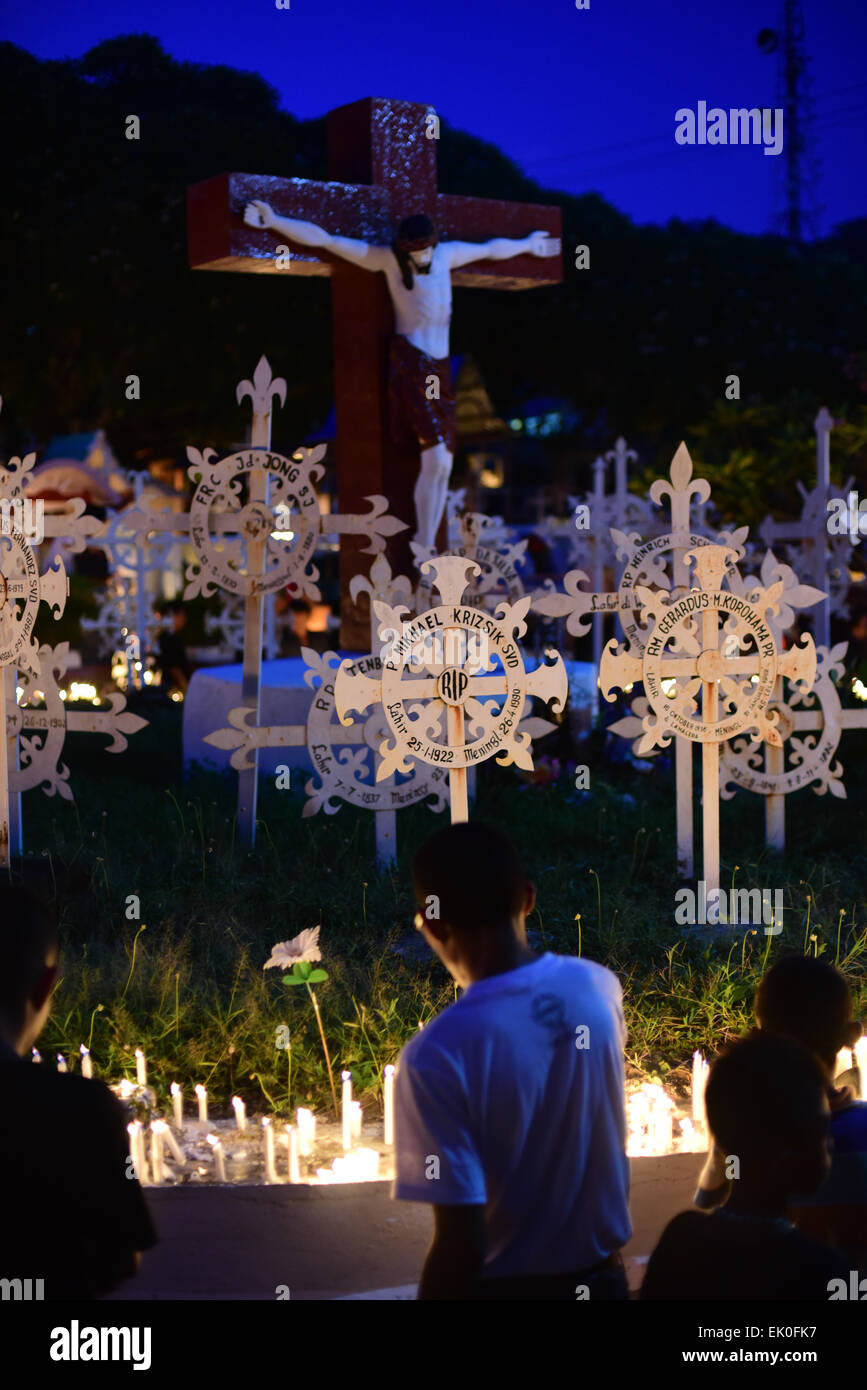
[187, 97, 562, 648]
[243, 204, 558, 550]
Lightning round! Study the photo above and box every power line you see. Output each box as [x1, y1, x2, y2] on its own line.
[537, 103, 867, 186]
[522, 79, 867, 173]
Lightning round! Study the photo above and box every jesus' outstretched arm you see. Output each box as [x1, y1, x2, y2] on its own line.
[443, 230, 561, 269]
[243, 200, 391, 271]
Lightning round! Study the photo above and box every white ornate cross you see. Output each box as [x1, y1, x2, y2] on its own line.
[204, 556, 444, 867]
[721, 641, 867, 813]
[82, 471, 183, 686]
[203, 644, 450, 870]
[535, 442, 747, 877]
[0, 400, 103, 564]
[335, 554, 567, 823]
[123, 357, 407, 844]
[599, 544, 817, 897]
[758, 409, 853, 648]
[13, 642, 147, 803]
[412, 511, 527, 613]
[0, 478, 67, 862]
[719, 549, 867, 850]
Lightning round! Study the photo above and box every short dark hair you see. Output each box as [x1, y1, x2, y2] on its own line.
[412, 822, 526, 934]
[756, 955, 852, 1065]
[705, 1032, 827, 1159]
[0, 883, 58, 1024]
[395, 214, 436, 247]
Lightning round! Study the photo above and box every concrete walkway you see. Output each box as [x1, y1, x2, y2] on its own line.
[107, 1153, 699, 1301]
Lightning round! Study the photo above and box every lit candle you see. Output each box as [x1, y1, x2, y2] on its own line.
[341, 1070, 352, 1151]
[328, 1147, 380, 1183]
[80, 1045, 93, 1079]
[31, 1049, 41, 1063]
[296, 1107, 316, 1156]
[691, 1051, 709, 1126]
[171, 1082, 184, 1129]
[286, 1124, 301, 1183]
[154, 1118, 184, 1167]
[232, 1096, 247, 1132]
[350, 1100, 362, 1142]
[56, 1054, 67, 1073]
[650, 1092, 674, 1153]
[383, 1064, 395, 1145]
[127, 1120, 147, 1184]
[262, 1117, 278, 1183]
[834, 1048, 852, 1081]
[206, 1134, 227, 1182]
[150, 1125, 164, 1183]
[195, 1084, 208, 1124]
[135, 1049, 147, 1086]
[855, 1036, 867, 1100]
[358, 1147, 380, 1180]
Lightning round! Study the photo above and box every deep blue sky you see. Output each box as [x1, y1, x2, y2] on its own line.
[5, 0, 866, 238]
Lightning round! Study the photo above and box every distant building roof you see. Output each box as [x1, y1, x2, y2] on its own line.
[37, 428, 131, 505]
[44, 431, 103, 462]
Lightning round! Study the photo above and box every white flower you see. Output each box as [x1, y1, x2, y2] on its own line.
[263, 926, 322, 970]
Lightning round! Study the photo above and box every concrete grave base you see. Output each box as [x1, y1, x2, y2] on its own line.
[107, 1152, 700, 1301]
[183, 656, 599, 779]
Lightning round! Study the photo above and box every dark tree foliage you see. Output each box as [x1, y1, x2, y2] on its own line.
[1, 35, 865, 523]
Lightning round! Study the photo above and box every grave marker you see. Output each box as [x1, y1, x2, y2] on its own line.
[599, 544, 817, 896]
[719, 551, 867, 849]
[758, 409, 853, 648]
[535, 443, 747, 876]
[335, 555, 567, 822]
[124, 357, 406, 844]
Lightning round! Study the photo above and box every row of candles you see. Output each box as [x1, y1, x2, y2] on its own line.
[691, 1043, 867, 1116]
[39, 1042, 867, 1173]
[630, 1044, 867, 1158]
[33, 1045, 398, 1185]
[125, 1109, 330, 1185]
[38, 1048, 397, 1142]
[691, 1043, 867, 1120]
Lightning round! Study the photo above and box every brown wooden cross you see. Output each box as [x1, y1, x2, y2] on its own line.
[187, 97, 562, 649]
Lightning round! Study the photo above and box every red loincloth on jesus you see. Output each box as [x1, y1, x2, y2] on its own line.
[388, 334, 456, 452]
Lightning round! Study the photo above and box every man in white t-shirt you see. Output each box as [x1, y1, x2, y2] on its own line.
[393, 822, 631, 1299]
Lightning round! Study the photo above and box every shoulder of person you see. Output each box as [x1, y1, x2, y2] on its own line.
[659, 1209, 706, 1242]
[57, 1073, 130, 1129]
[546, 952, 623, 998]
[398, 1011, 461, 1068]
[830, 1098, 867, 1146]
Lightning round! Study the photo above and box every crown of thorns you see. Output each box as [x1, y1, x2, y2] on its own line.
[396, 234, 437, 252]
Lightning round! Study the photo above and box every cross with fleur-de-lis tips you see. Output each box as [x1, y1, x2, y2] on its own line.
[758, 410, 853, 649]
[535, 442, 748, 878]
[599, 544, 817, 896]
[335, 555, 567, 823]
[121, 357, 408, 845]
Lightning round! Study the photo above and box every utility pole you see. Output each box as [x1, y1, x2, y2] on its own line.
[758, 0, 821, 240]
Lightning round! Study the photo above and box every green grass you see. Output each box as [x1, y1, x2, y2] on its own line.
[18, 706, 867, 1119]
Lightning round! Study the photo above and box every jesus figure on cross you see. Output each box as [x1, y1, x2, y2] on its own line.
[243, 201, 560, 550]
